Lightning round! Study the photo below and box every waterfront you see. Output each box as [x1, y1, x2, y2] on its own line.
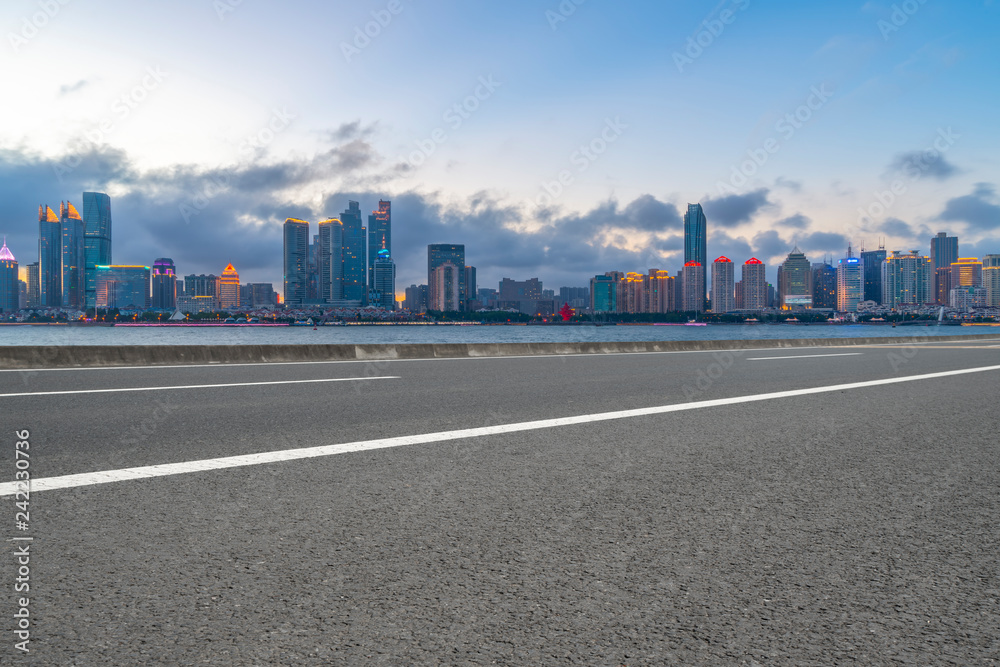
[0, 323, 994, 347]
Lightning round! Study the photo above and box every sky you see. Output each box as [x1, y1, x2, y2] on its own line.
[1, 0, 998, 295]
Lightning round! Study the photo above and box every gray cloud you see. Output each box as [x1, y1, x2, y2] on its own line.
[59, 80, 89, 96]
[937, 183, 1000, 232]
[702, 189, 772, 228]
[888, 150, 961, 181]
[776, 214, 810, 230]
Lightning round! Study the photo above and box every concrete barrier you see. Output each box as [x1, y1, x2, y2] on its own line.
[0, 333, 997, 369]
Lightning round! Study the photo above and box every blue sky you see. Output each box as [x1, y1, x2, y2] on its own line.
[1, 0, 998, 293]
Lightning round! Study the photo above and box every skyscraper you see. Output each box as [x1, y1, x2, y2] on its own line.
[60, 201, 86, 309]
[151, 258, 177, 310]
[681, 261, 705, 313]
[464, 266, 477, 309]
[711, 257, 735, 313]
[83, 192, 112, 308]
[367, 200, 391, 289]
[950, 258, 983, 288]
[429, 261, 462, 311]
[836, 247, 863, 312]
[811, 261, 837, 309]
[590, 274, 617, 313]
[0, 240, 18, 313]
[428, 244, 466, 308]
[930, 232, 958, 273]
[741, 258, 767, 311]
[38, 205, 62, 308]
[318, 218, 344, 303]
[646, 270, 674, 313]
[26, 262, 39, 308]
[684, 203, 707, 309]
[882, 250, 931, 307]
[340, 201, 367, 302]
[220, 263, 240, 309]
[95, 265, 151, 309]
[935, 267, 952, 306]
[984, 255, 1000, 307]
[860, 245, 887, 304]
[283, 218, 310, 307]
[372, 249, 396, 310]
[778, 247, 812, 309]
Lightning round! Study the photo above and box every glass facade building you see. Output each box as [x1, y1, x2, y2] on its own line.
[283, 219, 310, 307]
[860, 247, 886, 304]
[428, 244, 466, 308]
[340, 201, 367, 302]
[151, 258, 177, 310]
[95, 265, 151, 309]
[0, 240, 18, 313]
[83, 192, 112, 308]
[367, 200, 391, 289]
[318, 218, 344, 302]
[683, 203, 707, 310]
[61, 201, 86, 309]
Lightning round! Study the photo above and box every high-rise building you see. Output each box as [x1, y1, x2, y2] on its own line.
[372, 249, 396, 310]
[0, 240, 18, 313]
[860, 246, 887, 304]
[983, 255, 1000, 307]
[882, 251, 932, 307]
[464, 266, 477, 309]
[60, 201, 86, 309]
[367, 200, 391, 288]
[683, 203, 707, 309]
[930, 232, 958, 273]
[682, 262, 705, 313]
[428, 244, 466, 308]
[429, 261, 462, 311]
[340, 201, 367, 302]
[83, 192, 112, 308]
[778, 247, 813, 309]
[836, 248, 863, 312]
[711, 257, 735, 313]
[316, 218, 344, 303]
[38, 206, 62, 308]
[307, 234, 319, 302]
[935, 267, 952, 306]
[220, 263, 240, 309]
[618, 272, 646, 314]
[283, 218, 310, 307]
[95, 265, 151, 309]
[26, 262, 39, 308]
[646, 270, 674, 313]
[950, 258, 983, 288]
[151, 258, 177, 310]
[590, 274, 617, 313]
[404, 284, 427, 313]
[811, 262, 837, 309]
[741, 258, 767, 311]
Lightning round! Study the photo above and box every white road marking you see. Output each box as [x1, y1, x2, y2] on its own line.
[2, 363, 999, 497]
[747, 353, 863, 361]
[0, 376, 399, 398]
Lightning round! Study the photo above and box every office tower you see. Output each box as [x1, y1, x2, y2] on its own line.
[935, 267, 951, 306]
[367, 200, 391, 288]
[317, 218, 344, 303]
[836, 247, 863, 312]
[778, 247, 813, 309]
[26, 262, 39, 307]
[241, 283, 278, 308]
[590, 275, 617, 313]
[283, 218, 310, 307]
[741, 258, 767, 310]
[95, 265, 151, 309]
[183, 274, 220, 300]
[38, 205, 62, 308]
[811, 262, 837, 309]
[83, 192, 112, 308]
[220, 263, 240, 309]
[683, 203, 707, 309]
[882, 251, 931, 307]
[682, 262, 705, 313]
[19, 280, 27, 309]
[646, 270, 673, 313]
[711, 257, 735, 313]
[372, 249, 396, 310]
[984, 255, 1000, 307]
[429, 261, 461, 311]
[428, 244, 466, 308]
[60, 201, 86, 309]
[404, 284, 427, 312]
[464, 266, 477, 309]
[860, 245, 887, 304]
[930, 232, 958, 273]
[950, 258, 983, 288]
[340, 201, 367, 302]
[151, 258, 177, 310]
[0, 240, 17, 312]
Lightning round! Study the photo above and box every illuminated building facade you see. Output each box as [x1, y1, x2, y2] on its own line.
[882, 251, 931, 307]
[778, 247, 813, 309]
[984, 254, 1000, 307]
[684, 203, 707, 309]
[836, 251, 863, 312]
[95, 265, 151, 309]
[0, 240, 18, 313]
[220, 263, 240, 309]
[60, 201, 86, 309]
[317, 218, 344, 303]
[83, 192, 112, 308]
[682, 261, 705, 313]
[26, 263, 39, 308]
[646, 269, 674, 313]
[283, 218, 310, 307]
[711, 257, 735, 313]
[340, 201, 367, 302]
[935, 267, 952, 306]
[151, 258, 177, 310]
[950, 258, 983, 288]
[372, 249, 396, 310]
[811, 262, 837, 309]
[38, 205, 62, 308]
[367, 200, 391, 289]
[428, 244, 466, 309]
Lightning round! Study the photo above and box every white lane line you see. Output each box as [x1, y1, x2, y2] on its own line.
[0, 376, 399, 398]
[2, 363, 999, 497]
[747, 353, 863, 361]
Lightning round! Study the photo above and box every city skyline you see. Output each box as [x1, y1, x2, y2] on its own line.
[0, 2, 997, 294]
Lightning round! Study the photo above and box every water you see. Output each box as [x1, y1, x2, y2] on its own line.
[0, 323, 993, 346]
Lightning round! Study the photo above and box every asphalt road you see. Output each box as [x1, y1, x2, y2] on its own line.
[3, 339, 1000, 665]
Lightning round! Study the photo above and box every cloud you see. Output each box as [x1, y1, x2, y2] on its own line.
[774, 177, 802, 192]
[702, 188, 772, 228]
[776, 214, 810, 230]
[880, 217, 915, 238]
[888, 150, 961, 181]
[937, 183, 1000, 232]
[59, 80, 89, 96]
